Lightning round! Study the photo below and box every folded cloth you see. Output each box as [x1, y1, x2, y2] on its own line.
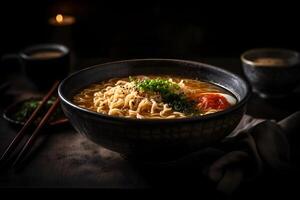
[160, 111, 300, 194]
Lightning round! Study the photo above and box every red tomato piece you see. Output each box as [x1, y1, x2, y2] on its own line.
[196, 93, 230, 111]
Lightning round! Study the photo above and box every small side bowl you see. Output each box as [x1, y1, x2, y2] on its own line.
[2, 97, 68, 128]
[241, 48, 300, 98]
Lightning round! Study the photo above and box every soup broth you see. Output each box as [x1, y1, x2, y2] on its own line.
[254, 57, 287, 66]
[73, 75, 237, 119]
[28, 50, 63, 59]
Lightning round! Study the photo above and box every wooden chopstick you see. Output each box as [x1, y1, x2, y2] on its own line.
[0, 81, 60, 167]
[12, 98, 60, 168]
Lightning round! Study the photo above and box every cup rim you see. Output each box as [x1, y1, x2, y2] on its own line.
[20, 43, 69, 60]
[241, 48, 300, 67]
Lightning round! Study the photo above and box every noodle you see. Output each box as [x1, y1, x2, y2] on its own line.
[73, 75, 236, 119]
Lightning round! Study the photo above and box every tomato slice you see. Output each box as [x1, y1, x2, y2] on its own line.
[196, 93, 230, 111]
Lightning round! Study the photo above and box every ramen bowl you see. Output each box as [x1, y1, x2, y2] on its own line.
[58, 59, 250, 162]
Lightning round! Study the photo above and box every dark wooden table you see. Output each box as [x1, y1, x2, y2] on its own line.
[0, 57, 299, 197]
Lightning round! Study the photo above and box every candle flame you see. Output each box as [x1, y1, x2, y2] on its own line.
[56, 14, 63, 23]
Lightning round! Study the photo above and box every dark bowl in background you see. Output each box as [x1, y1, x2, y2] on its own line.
[21, 44, 70, 91]
[241, 48, 300, 98]
[58, 59, 250, 162]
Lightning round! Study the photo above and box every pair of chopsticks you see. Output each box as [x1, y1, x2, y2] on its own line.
[0, 81, 60, 170]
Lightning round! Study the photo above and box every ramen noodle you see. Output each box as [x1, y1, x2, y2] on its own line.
[73, 75, 237, 119]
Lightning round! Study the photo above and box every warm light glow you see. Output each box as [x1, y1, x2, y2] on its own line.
[56, 14, 63, 23]
[49, 14, 76, 26]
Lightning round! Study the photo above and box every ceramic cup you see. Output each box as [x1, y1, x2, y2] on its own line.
[241, 48, 300, 98]
[1, 44, 70, 91]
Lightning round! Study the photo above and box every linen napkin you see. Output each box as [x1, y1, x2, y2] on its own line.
[158, 111, 300, 194]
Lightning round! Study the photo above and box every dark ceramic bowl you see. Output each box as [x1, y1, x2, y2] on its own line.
[1, 44, 70, 91]
[241, 48, 300, 98]
[2, 97, 68, 127]
[58, 59, 250, 162]
[21, 44, 70, 91]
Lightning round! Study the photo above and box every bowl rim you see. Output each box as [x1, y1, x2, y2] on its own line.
[241, 48, 300, 67]
[58, 58, 250, 124]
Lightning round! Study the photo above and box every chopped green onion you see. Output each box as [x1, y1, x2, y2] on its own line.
[131, 77, 198, 115]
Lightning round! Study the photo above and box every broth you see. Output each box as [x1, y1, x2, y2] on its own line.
[28, 50, 63, 59]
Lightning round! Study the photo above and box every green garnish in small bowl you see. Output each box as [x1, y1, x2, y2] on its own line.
[3, 97, 67, 127]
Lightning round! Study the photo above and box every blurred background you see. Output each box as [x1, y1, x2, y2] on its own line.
[0, 1, 299, 66]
